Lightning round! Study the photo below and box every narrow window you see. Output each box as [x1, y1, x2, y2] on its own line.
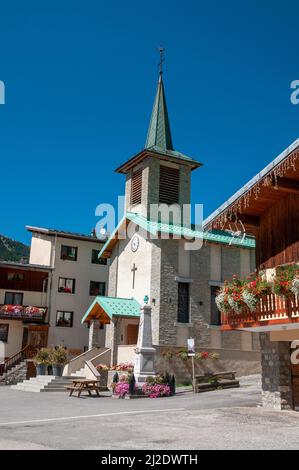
[177, 282, 189, 323]
[131, 168, 142, 205]
[91, 249, 107, 265]
[56, 311, 73, 327]
[89, 281, 106, 296]
[0, 324, 9, 342]
[7, 272, 24, 281]
[61, 245, 78, 261]
[58, 277, 76, 294]
[4, 292, 23, 305]
[159, 165, 180, 205]
[210, 286, 221, 326]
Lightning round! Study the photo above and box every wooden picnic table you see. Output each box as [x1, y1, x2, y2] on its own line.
[65, 379, 101, 398]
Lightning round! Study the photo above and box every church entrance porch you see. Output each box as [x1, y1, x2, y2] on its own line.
[81, 296, 141, 365]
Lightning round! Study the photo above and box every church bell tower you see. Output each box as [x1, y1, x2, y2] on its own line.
[114, 50, 202, 223]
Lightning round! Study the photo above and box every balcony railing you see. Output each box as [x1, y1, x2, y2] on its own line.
[221, 294, 299, 329]
[0, 305, 47, 322]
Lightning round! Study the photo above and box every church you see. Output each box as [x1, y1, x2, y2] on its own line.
[82, 64, 261, 379]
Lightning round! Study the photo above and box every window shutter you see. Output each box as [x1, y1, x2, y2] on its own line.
[159, 166, 180, 204]
[131, 168, 143, 205]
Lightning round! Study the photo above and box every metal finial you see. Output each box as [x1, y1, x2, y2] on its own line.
[158, 47, 165, 75]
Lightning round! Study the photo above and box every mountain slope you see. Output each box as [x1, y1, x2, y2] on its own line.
[0, 235, 30, 262]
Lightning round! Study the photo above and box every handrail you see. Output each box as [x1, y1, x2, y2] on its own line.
[0, 345, 37, 378]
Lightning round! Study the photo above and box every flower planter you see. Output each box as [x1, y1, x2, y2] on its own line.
[52, 365, 64, 376]
[36, 364, 47, 375]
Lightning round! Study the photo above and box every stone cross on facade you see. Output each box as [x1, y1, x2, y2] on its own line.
[131, 263, 137, 289]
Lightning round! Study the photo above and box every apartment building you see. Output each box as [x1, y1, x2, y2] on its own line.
[27, 227, 109, 355]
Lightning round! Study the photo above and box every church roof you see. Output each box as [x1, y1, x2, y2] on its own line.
[81, 296, 141, 324]
[145, 74, 173, 151]
[115, 71, 202, 174]
[98, 211, 256, 258]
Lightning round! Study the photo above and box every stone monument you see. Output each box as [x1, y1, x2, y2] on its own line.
[134, 296, 156, 384]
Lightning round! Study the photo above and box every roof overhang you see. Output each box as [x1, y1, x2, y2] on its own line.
[115, 148, 202, 174]
[204, 139, 299, 234]
[81, 296, 141, 324]
[26, 226, 106, 244]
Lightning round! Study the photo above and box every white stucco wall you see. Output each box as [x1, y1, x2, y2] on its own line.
[28, 234, 109, 353]
[46, 237, 109, 352]
[0, 289, 47, 307]
[116, 231, 152, 305]
[0, 320, 23, 359]
[29, 234, 52, 266]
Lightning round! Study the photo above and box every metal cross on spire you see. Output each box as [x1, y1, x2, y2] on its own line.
[158, 47, 165, 75]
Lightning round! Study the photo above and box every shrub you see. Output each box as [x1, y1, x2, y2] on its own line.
[50, 346, 68, 366]
[34, 348, 51, 365]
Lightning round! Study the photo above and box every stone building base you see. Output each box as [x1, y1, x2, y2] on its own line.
[260, 333, 293, 410]
[154, 346, 261, 384]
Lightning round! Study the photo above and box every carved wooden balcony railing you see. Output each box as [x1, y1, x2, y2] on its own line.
[221, 293, 299, 330]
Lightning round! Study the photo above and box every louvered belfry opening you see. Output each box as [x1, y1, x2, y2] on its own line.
[131, 167, 143, 205]
[159, 165, 180, 204]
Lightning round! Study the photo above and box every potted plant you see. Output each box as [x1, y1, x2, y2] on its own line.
[50, 346, 68, 376]
[34, 348, 51, 375]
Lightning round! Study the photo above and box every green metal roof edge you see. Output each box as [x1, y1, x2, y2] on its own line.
[97, 214, 127, 258]
[126, 212, 255, 248]
[98, 211, 255, 259]
[81, 296, 141, 324]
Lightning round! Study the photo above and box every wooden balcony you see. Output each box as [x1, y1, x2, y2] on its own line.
[0, 305, 47, 322]
[221, 294, 299, 330]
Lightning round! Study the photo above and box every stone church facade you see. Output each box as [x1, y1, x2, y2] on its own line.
[84, 70, 261, 380]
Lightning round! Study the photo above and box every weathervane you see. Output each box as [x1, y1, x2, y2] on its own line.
[158, 47, 165, 75]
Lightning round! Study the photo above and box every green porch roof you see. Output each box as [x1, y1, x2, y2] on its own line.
[98, 211, 256, 258]
[81, 296, 141, 324]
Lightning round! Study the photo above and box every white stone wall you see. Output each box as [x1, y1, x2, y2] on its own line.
[115, 229, 152, 305]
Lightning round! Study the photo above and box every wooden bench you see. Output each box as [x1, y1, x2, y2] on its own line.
[195, 371, 240, 393]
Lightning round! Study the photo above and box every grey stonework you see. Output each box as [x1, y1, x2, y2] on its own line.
[0, 361, 28, 386]
[179, 165, 191, 207]
[150, 240, 162, 345]
[190, 243, 212, 348]
[260, 332, 293, 410]
[107, 248, 118, 297]
[157, 239, 179, 346]
[221, 247, 240, 280]
[89, 320, 103, 349]
[154, 346, 261, 384]
[105, 318, 122, 366]
[149, 238, 256, 355]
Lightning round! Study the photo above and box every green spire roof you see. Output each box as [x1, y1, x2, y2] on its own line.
[145, 74, 174, 151]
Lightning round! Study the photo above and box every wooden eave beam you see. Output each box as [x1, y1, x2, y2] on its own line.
[275, 177, 299, 194]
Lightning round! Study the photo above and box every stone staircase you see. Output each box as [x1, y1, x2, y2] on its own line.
[0, 361, 27, 386]
[11, 375, 85, 393]
[71, 367, 86, 378]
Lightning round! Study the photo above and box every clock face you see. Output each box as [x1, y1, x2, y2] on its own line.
[131, 235, 140, 252]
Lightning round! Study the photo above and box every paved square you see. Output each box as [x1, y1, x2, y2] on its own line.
[0, 376, 298, 450]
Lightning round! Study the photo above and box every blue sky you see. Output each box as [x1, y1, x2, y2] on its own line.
[0, 0, 298, 244]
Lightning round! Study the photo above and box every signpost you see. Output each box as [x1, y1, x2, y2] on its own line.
[187, 338, 196, 393]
